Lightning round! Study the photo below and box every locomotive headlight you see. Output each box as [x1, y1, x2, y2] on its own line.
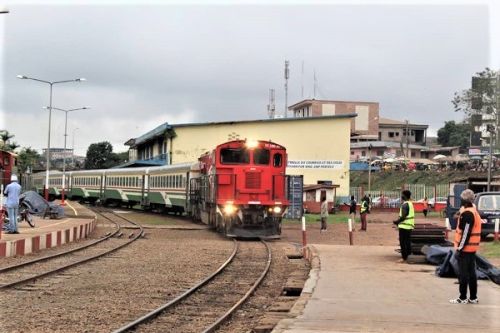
[273, 206, 282, 214]
[246, 140, 259, 148]
[223, 204, 236, 215]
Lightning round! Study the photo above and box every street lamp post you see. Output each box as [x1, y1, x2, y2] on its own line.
[487, 124, 496, 192]
[44, 107, 89, 205]
[17, 75, 85, 201]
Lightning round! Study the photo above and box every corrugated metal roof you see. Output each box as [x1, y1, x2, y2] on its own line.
[133, 122, 172, 147]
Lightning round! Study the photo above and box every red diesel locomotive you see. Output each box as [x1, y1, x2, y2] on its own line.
[190, 139, 289, 238]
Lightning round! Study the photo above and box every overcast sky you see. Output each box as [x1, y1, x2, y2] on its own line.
[0, 1, 497, 156]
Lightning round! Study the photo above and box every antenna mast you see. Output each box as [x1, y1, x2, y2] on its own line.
[313, 69, 317, 99]
[284, 60, 290, 118]
[301, 60, 304, 98]
[267, 88, 276, 119]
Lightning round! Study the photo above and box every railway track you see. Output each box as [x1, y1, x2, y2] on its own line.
[112, 239, 272, 333]
[0, 208, 144, 290]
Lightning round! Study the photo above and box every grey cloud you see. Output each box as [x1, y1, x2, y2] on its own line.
[1, 4, 490, 155]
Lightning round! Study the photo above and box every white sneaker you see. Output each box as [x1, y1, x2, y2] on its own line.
[449, 298, 468, 304]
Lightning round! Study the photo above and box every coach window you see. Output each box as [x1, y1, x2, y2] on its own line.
[220, 148, 249, 164]
[273, 153, 283, 167]
[253, 149, 270, 165]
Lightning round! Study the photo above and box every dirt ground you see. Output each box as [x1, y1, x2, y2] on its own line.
[280, 212, 444, 246]
[281, 212, 500, 266]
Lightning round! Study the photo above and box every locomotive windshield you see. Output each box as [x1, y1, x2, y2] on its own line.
[220, 148, 250, 164]
[253, 149, 270, 165]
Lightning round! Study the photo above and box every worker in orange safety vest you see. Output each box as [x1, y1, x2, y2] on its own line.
[449, 189, 481, 304]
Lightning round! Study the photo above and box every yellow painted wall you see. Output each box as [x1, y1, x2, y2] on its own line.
[170, 117, 352, 196]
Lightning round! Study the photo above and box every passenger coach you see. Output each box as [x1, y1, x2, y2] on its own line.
[26, 139, 291, 238]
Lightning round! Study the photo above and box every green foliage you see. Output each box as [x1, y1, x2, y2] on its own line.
[452, 67, 498, 116]
[115, 151, 129, 164]
[84, 141, 122, 169]
[481, 242, 500, 259]
[437, 121, 471, 148]
[17, 147, 41, 175]
[0, 129, 17, 152]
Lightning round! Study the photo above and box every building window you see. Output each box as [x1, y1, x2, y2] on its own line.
[388, 132, 394, 138]
[350, 151, 354, 155]
[376, 150, 384, 156]
[411, 151, 416, 157]
[395, 132, 399, 137]
[361, 151, 366, 157]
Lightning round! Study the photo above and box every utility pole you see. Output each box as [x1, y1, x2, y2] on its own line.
[313, 70, 317, 99]
[267, 89, 276, 119]
[406, 120, 410, 159]
[301, 60, 304, 99]
[368, 144, 373, 193]
[284, 60, 290, 118]
[487, 124, 495, 191]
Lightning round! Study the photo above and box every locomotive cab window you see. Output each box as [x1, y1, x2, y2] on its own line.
[220, 148, 249, 164]
[253, 149, 270, 165]
[273, 153, 283, 167]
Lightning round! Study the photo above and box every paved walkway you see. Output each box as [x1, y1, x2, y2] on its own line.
[275, 245, 500, 333]
[0, 201, 96, 257]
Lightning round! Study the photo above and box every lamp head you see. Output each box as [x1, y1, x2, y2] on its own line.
[17, 75, 28, 79]
[76, 78, 86, 82]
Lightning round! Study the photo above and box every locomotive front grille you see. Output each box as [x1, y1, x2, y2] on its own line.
[245, 172, 261, 189]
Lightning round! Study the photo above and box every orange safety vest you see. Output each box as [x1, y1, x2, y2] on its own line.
[454, 207, 482, 253]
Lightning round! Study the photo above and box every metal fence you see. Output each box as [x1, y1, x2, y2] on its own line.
[344, 184, 449, 209]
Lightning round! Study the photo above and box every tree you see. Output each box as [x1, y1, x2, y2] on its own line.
[17, 147, 41, 176]
[0, 130, 17, 152]
[84, 141, 123, 169]
[452, 67, 499, 146]
[452, 67, 498, 116]
[115, 151, 129, 165]
[437, 121, 471, 149]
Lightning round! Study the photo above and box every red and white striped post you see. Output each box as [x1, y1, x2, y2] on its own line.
[495, 218, 499, 243]
[301, 216, 307, 257]
[445, 218, 451, 239]
[348, 218, 354, 245]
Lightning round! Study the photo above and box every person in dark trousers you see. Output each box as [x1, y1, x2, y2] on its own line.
[344, 195, 357, 229]
[360, 195, 369, 231]
[320, 196, 328, 233]
[450, 189, 481, 304]
[422, 196, 429, 217]
[393, 190, 414, 263]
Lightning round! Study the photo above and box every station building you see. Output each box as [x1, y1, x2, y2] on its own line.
[124, 115, 355, 196]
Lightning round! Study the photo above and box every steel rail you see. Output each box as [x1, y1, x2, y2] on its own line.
[111, 239, 239, 333]
[202, 239, 272, 333]
[0, 213, 118, 274]
[0, 209, 144, 290]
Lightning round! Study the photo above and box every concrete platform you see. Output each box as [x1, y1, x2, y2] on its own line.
[274, 245, 500, 333]
[0, 202, 96, 258]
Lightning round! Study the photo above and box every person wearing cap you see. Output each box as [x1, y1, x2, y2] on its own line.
[3, 174, 22, 234]
[449, 189, 481, 304]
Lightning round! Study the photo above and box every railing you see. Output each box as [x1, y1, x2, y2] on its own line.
[344, 184, 449, 209]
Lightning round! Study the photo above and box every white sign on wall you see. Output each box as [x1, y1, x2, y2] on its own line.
[288, 160, 344, 169]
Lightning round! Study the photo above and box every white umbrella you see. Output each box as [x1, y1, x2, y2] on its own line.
[433, 154, 447, 160]
[384, 158, 396, 163]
